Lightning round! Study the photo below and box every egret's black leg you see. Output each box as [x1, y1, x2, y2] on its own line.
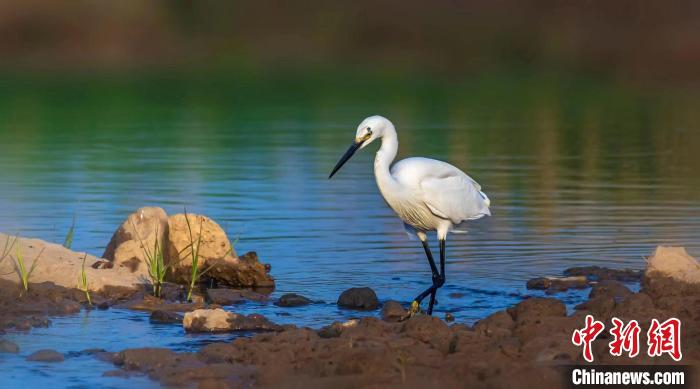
[439, 238, 446, 288]
[421, 239, 439, 315]
[428, 239, 447, 314]
[421, 239, 439, 279]
[402, 238, 448, 321]
[408, 239, 445, 316]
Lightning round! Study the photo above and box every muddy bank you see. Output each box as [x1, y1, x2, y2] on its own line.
[104, 246, 700, 388]
[0, 277, 277, 333]
[0, 278, 127, 332]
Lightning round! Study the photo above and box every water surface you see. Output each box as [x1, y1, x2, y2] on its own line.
[0, 71, 698, 386]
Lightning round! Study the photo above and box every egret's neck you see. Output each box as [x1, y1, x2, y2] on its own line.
[374, 127, 399, 192]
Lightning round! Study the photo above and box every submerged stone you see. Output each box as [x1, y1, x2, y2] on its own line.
[0, 339, 19, 353]
[526, 276, 589, 293]
[150, 310, 183, 324]
[563, 266, 642, 282]
[27, 349, 64, 362]
[275, 293, 311, 307]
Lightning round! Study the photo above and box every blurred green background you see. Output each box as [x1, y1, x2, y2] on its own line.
[0, 0, 698, 322]
[1, 1, 699, 81]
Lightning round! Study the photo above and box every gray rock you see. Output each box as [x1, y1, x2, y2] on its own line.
[337, 287, 379, 310]
[27, 349, 64, 362]
[275, 293, 311, 307]
[0, 339, 19, 353]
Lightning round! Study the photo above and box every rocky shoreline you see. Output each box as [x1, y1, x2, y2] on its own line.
[1, 208, 699, 388]
[91, 247, 697, 388]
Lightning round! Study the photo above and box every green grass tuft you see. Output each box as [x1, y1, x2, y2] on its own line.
[63, 214, 76, 249]
[13, 240, 44, 296]
[183, 209, 214, 302]
[77, 253, 92, 306]
[129, 220, 178, 298]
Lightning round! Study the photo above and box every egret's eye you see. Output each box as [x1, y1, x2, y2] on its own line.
[367, 127, 372, 135]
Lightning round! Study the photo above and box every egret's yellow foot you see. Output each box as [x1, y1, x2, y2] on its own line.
[399, 300, 423, 321]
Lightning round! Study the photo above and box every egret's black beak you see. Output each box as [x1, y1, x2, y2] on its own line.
[328, 140, 363, 179]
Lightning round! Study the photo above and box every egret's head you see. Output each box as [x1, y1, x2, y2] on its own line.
[329, 115, 392, 179]
[355, 115, 391, 149]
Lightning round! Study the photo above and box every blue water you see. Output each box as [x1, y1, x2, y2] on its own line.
[0, 74, 698, 386]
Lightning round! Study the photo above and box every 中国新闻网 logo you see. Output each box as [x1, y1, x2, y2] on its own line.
[571, 315, 681, 362]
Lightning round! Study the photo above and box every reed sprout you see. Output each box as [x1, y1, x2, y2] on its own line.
[13, 241, 44, 296]
[184, 210, 214, 302]
[130, 221, 170, 298]
[77, 253, 92, 306]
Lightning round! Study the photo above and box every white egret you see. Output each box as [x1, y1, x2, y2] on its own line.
[329, 115, 491, 317]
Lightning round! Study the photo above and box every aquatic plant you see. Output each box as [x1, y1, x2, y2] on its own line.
[77, 253, 92, 306]
[13, 241, 44, 296]
[130, 221, 170, 298]
[183, 210, 214, 302]
[63, 213, 76, 249]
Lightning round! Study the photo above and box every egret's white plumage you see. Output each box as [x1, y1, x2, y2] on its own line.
[357, 115, 491, 240]
[329, 115, 491, 316]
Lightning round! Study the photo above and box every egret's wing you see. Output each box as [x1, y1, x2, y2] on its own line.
[420, 174, 491, 224]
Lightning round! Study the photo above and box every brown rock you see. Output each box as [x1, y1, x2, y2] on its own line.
[474, 310, 514, 339]
[166, 213, 236, 282]
[513, 316, 577, 343]
[206, 288, 269, 305]
[150, 310, 183, 324]
[508, 297, 566, 325]
[119, 294, 205, 312]
[574, 296, 615, 321]
[589, 280, 633, 300]
[183, 308, 281, 333]
[0, 234, 142, 293]
[609, 292, 661, 327]
[401, 315, 452, 353]
[380, 300, 406, 322]
[563, 265, 642, 282]
[114, 348, 179, 371]
[205, 252, 275, 288]
[337, 287, 379, 310]
[401, 315, 450, 337]
[165, 213, 274, 288]
[102, 207, 169, 277]
[274, 293, 311, 307]
[526, 276, 589, 293]
[645, 246, 700, 284]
